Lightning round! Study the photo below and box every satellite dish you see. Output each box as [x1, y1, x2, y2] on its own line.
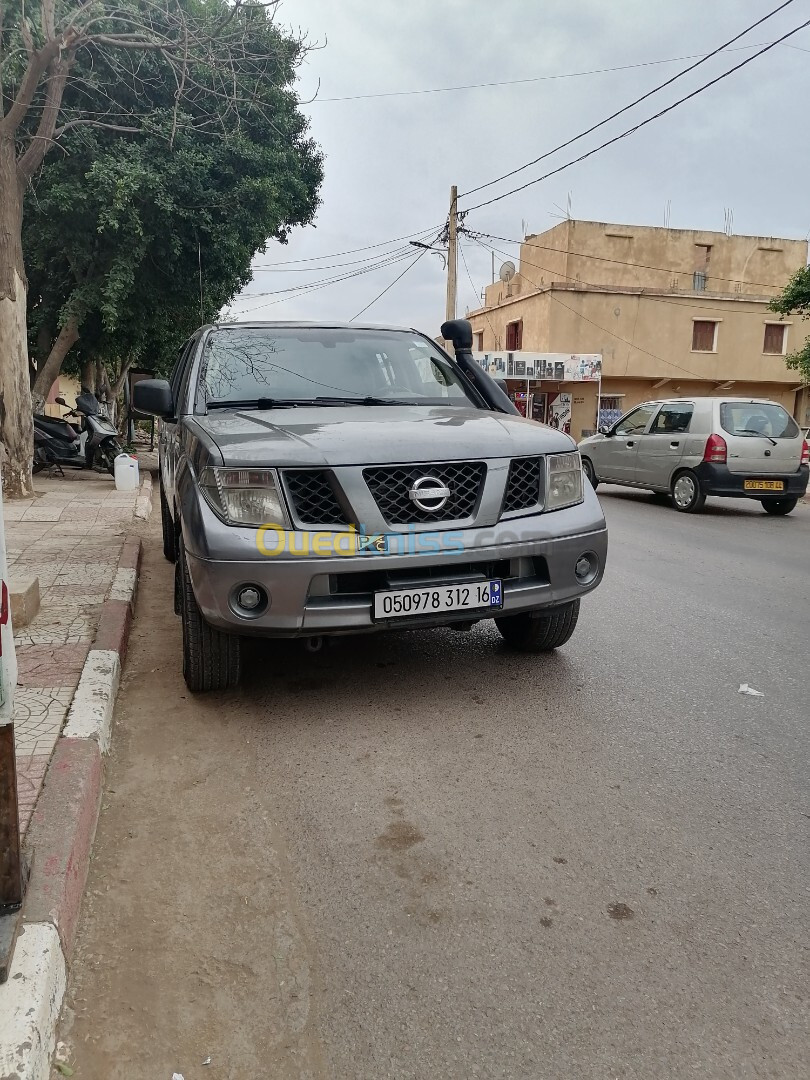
[499, 260, 516, 283]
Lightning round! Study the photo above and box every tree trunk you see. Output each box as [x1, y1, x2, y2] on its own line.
[80, 359, 96, 394]
[31, 316, 80, 414]
[0, 135, 33, 498]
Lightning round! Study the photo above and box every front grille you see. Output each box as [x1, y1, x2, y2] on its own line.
[363, 462, 485, 525]
[503, 457, 543, 513]
[284, 470, 348, 526]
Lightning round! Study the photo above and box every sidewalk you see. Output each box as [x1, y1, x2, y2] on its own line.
[5, 470, 151, 839]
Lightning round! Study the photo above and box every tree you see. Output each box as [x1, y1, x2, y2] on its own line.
[1, 0, 320, 496]
[770, 266, 810, 384]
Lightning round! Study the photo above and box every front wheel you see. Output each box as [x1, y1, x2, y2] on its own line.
[671, 470, 706, 513]
[761, 497, 798, 516]
[582, 457, 599, 490]
[179, 537, 241, 692]
[495, 600, 580, 653]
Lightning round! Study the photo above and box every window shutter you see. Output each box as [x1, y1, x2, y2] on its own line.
[692, 321, 716, 351]
[763, 324, 784, 354]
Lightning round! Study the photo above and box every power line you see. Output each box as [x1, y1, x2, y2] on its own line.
[461, 14, 810, 213]
[307, 40, 784, 102]
[253, 225, 445, 268]
[230, 246, 424, 315]
[251, 246, 416, 273]
[467, 234, 753, 383]
[458, 239, 500, 345]
[468, 234, 789, 322]
[349, 238, 440, 322]
[470, 230, 789, 292]
[459, 1, 797, 200]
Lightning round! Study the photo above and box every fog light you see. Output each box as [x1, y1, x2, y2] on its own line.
[238, 587, 261, 610]
[574, 552, 598, 585]
[231, 583, 269, 617]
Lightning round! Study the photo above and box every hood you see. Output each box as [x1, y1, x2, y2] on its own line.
[197, 405, 576, 467]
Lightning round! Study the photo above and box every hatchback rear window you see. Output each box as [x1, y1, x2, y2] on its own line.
[719, 402, 799, 439]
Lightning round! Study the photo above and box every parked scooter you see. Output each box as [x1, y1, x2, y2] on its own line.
[33, 389, 123, 476]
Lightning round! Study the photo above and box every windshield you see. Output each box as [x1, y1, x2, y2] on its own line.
[719, 402, 799, 439]
[196, 327, 476, 408]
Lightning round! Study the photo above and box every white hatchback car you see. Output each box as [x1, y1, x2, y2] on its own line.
[579, 397, 809, 514]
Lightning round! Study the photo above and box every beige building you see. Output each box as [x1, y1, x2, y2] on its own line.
[467, 219, 809, 441]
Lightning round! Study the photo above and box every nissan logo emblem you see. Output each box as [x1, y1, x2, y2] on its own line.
[408, 475, 451, 512]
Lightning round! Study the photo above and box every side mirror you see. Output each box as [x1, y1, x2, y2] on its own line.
[133, 378, 173, 418]
[55, 396, 67, 407]
[599, 425, 613, 436]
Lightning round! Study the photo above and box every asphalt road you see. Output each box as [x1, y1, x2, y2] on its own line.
[56, 489, 810, 1080]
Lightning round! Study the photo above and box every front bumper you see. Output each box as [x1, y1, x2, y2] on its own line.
[181, 486, 608, 637]
[695, 462, 809, 498]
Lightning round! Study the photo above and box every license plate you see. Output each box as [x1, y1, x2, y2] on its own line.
[743, 479, 784, 491]
[373, 579, 503, 620]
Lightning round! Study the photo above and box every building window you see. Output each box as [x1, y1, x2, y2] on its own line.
[763, 323, 786, 355]
[692, 271, 707, 292]
[692, 320, 718, 352]
[505, 320, 523, 351]
[475, 331, 484, 352]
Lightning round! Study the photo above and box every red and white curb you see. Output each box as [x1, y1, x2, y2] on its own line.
[0, 505, 149, 1077]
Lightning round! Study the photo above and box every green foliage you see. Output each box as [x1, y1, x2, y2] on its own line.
[769, 266, 810, 384]
[21, 0, 322, 379]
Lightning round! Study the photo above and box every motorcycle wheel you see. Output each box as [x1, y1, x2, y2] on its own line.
[101, 441, 122, 475]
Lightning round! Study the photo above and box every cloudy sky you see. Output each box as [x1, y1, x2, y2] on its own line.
[225, 0, 810, 335]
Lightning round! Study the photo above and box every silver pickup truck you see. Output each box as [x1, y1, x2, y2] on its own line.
[134, 318, 608, 691]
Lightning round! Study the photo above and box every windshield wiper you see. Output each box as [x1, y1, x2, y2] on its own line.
[311, 395, 418, 406]
[737, 428, 778, 446]
[205, 398, 302, 411]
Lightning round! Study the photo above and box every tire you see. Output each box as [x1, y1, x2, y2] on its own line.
[160, 482, 176, 562]
[179, 538, 241, 691]
[761, 497, 797, 516]
[101, 440, 122, 476]
[671, 469, 706, 513]
[495, 599, 580, 653]
[582, 457, 599, 490]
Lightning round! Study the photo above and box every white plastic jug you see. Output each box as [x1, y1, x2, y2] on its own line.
[114, 453, 139, 492]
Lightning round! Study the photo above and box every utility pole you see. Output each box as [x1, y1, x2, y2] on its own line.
[445, 185, 458, 324]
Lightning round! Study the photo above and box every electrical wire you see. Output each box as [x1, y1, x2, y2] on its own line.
[458, 239, 500, 345]
[230, 245, 425, 315]
[349, 236, 441, 322]
[470, 230, 788, 292]
[307, 40, 784, 102]
[461, 15, 810, 213]
[467, 234, 751, 383]
[252, 226, 445, 268]
[459, 0, 797, 199]
[468, 234, 788, 322]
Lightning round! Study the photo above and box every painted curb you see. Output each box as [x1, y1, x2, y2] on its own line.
[134, 471, 153, 520]
[61, 650, 121, 751]
[1, 534, 144, 1080]
[0, 924, 66, 1080]
[23, 740, 103, 958]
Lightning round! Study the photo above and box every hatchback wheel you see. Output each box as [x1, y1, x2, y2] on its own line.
[671, 470, 706, 513]
[582, 457, 599, 490]
[761, 497, 798, 516]
[496, 600, 580, 653]
[179, 538, 241, 691]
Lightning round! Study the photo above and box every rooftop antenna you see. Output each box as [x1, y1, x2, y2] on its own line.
[664, 199, 671, 228]
[499, 260, 517, 283]
[521, 218, 529, 239]
[723, 207, 734, 236]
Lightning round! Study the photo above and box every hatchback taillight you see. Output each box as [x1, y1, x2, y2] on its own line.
[802, 439, 809, 465]
[703, 433, 727, 464]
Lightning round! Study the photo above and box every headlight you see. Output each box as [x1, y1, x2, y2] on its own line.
[199, 467, 289, 527]
[546, 452, 583, 511]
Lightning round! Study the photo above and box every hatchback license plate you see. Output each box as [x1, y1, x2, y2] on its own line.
[743, 479, 784, 491]
[374, 579, 503, 620]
